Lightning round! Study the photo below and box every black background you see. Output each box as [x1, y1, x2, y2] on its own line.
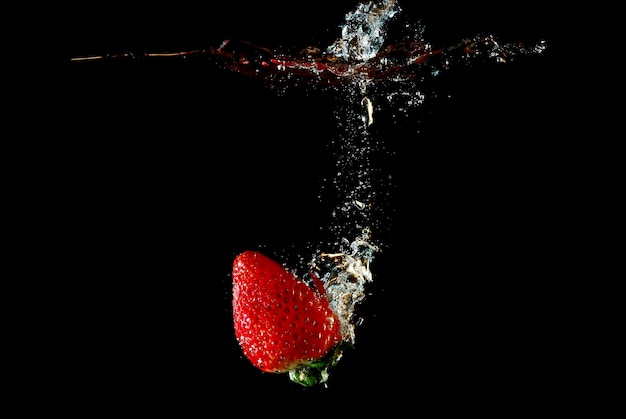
[55, 1, 577, 413]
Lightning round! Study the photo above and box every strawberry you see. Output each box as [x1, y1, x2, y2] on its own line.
[232, 250, 347, 386]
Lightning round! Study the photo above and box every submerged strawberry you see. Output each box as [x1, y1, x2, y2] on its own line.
[232, 250, 347, 386]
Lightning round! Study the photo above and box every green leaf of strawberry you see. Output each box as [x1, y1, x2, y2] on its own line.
[232, 250, 347, 386]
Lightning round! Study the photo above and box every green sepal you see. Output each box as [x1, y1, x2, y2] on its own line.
[287, 342, 353, 387]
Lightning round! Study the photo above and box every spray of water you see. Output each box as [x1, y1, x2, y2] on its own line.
[326, 0, 402, 62]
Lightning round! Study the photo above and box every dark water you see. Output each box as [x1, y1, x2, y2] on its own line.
[56, 0, 572, 412]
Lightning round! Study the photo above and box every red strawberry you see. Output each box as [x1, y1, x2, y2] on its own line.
[232, 250, 347, 386]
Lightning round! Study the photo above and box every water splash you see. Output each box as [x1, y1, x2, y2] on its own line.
[70, 0, 547, 382]
[297, 0, 545, 347]
[326, 0, 402, 62]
